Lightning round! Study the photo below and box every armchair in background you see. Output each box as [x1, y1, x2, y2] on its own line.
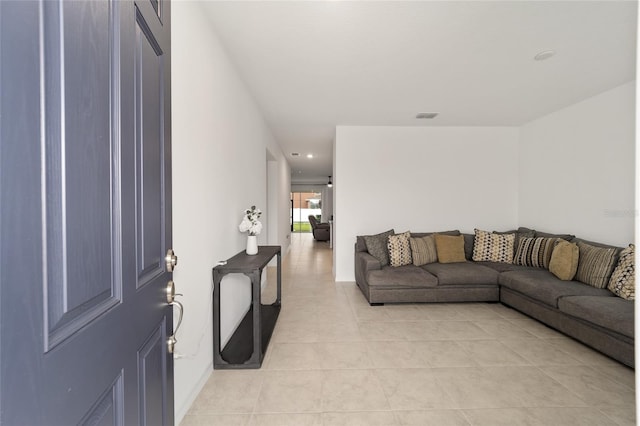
[308, 215, 330, 241]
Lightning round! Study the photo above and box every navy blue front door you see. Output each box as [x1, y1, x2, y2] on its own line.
[0, 0, 174, 424]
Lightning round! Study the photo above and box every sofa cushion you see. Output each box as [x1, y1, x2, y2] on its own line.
[367, 265, 438, 288]
[388, 231, 412, 267]
[434, 234, 466, 263]
[575, 240, 620, 289]
[363, 229, 395, 266]
[535, 230, 575, 241]
[472, 229, 515, 263]
[608, 244, 635, 300]
[410, 230, 460, 239]
[558, 296, 634, 338]
[463, 233, 475, 260]
[499, 269, 614, 308]
[513, 237, 558, 269]
[549, 240, 579, 281]
[422, 262, 499, 285]
[409, 235, 437, 266]
[355, 236, 368, 252]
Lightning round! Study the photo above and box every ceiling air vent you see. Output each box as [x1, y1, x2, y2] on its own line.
[416, 112, 439, 119]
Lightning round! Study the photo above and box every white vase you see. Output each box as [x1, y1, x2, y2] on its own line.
[246, 235, 258, 255]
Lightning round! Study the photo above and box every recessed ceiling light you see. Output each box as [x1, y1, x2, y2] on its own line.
[306, 154, 313, 159]
[291, 152, 299, 157]
[534, 50, 556, 61]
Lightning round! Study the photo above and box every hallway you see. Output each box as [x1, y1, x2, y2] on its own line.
[181, 233, 635, 426]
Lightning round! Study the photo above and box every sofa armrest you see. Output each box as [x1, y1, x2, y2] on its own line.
[355, 249, 380, 287]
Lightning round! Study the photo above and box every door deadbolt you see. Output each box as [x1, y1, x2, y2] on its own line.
[165, 249, 178, 272]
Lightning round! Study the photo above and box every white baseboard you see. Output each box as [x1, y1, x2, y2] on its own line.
[174, 361, 213, 425]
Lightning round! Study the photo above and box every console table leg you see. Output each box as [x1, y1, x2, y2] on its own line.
[276, 252, 282, 305]
[250, 270, 262, 365]
[212, 275, 226, 366]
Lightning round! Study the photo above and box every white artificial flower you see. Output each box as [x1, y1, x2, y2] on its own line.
[239, 205, 263, 236]
[238, 217, 252, 233]
[250, 221, 263, 236]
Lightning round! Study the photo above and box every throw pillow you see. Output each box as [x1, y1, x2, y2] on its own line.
[513, 237, 558, 269]
[608, 244, 635, 300]
[388, 231, 412, 267]
[472, 229, 515, 263]
[363, 229, 395, 267]
[549, 240, 579, 280]
[575, 241, 619, 289]
[516, 228, 536, 251]
[434, 234, 466, 263]
[409, 235, 437, 266]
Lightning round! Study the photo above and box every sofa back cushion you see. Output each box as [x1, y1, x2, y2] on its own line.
[409, 235, 438, 266]
[575, 240, 620, 289]
[608, 244, 635, 300]
[472, 229, 515, 263]
[514, 237, 558, 269]
[534, 230, 575, 241]
[410, 230, 460, 239]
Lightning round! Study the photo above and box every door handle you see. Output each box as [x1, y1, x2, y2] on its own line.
[165, 249, 178, 272]
[166, 280, 184, 354]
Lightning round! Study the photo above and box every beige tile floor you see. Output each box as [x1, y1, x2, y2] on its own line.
[181, 233, 636, 426]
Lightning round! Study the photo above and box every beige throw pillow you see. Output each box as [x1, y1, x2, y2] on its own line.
[472, 228, 515, 264]
[549, 240, 579, 280]
[409, 235, 437, 266]
[387, 231, 412, 267]
[434, 234, 466, 263]
[608, 244, 635, 300]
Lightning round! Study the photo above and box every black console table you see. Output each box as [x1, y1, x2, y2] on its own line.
[212, 246, 281, 369]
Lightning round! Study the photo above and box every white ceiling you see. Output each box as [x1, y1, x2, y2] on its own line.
[201, 1, 637, 184]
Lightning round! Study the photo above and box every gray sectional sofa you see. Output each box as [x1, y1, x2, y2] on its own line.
[354, 228, 635, 367]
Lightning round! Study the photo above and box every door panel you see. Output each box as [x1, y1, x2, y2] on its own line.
[138, 321, 168, 426]
[136, 9, 166, 287]
[79, 374, 125, 426]
[42, 0, 123, 351]
[0, 0, 173, 424]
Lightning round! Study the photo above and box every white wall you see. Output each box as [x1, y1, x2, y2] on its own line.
[171, 3, 290, 422]
[334, 126, 520, 281]
[519, 81, 635, 246]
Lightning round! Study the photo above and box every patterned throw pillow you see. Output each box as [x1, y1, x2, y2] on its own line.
[513, 237, 558, 269]
[388, 231, 412, 267]
[409, 235, 437, 266]
[608, 244, 635, 300]
[434, 234, 466, 263]
[363, 229, 395, 266]
[548, 240, 579, 280]
[472, 229, 515, 263]
[575, 241, 619, 289]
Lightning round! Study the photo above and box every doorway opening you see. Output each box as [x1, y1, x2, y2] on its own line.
[290, 191, 322, 233]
